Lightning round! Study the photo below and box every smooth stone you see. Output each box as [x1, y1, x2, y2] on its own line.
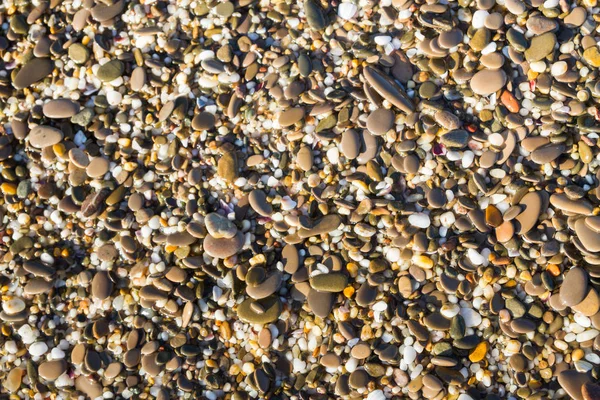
[586, 216, 600, 233]
[141, 354, 161, 377]
[38, 360, 67, 381]
[238, 296, 281, 324]
[203, 232, 244, 258]
[509, 354, 528, 372]
[249, 189, 273, 216]
[363, 66, 414, 114]
[582, 382, 600, 400]
[575, 218, 600, 253]
[551, 193, 594, 215]
[218, 151, 238, 182]
[440, 129, 470, 148]
[438, 29, 463, 49]
[510, 318, 536, 333]
[515, 191, 542, 234]
[526, 15, 558, 34]
[572, 288, 600, 317]
[282, 245, 300, 274]
[530, 143, 565, 164]
[297, 145, 313, 171]
[246, 270, 283, 299]
[366, 108, 394, 135]
[13, 58, 54, 89]
[72, 9, 90, 31]
[304, 0, 327, 30]
[28, 126, 63, 148]
[310, 272, 348, 292]
[298, 214, 342, 238]
[75, 376, 103, 399]
[349, 369, 369, 389]
[565, 7, 587, 27]
[24, 278, 53, 295]
[357, 130, 378, 164]
[470, 28, 490, 52]
[470, 69, 507, 96]
[558, 370, 591, 400]
[96, 60, 124, 82]
[68, 43, 90, 64]
[92, 271, 113, 300]
[192, 112, 216, 130]
[435, 110, 461, 130]
[278, 107, 305, 127]
[356, 282, 378, 306]
[340, 129, 361, 159]
[480, 53, 505, 69]
[130, 67, 146, 91]
[307, 289, 334, 318]
[424, 313, 451, 330]
[204, 213, 236, 239]
[91, 0, 125, 22]
[525, 32, 556, 62]
[560, 267, 589, 306]
[86, 157, 110, 178]
[320, 353, 341, 368]
[427, 188, 447, 208]
[5, 368, 23, 392]
[505, 0, 526, 14]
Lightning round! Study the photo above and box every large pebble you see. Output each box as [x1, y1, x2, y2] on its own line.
[470, 69, 507, 95]
[203, 232, 244, 258]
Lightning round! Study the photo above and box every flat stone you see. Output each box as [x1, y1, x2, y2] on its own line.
[249, 189, 273, 216]
[96, 60, 124, 82]
[238, 296, 282, 324]
[5, 368, 23, 393]
[565, 7, 587, 27]
[551, 193, 594, 215]
[320, 353, 341, 368]
[530, 143, 565, 164]
[509, 354, 528, 372]
[515, 191, 542, 234]
[282, 244, 300, 274]
[572, 288, 600, 317]
[130, 67, 146, 91]
[298, 214, 343, 238]
[438, 29, 463, 49]
[297, 145, 313, 171]
[13, 58, 54, 89]
[366, 108, 395, 135]
[510, 318, 536, 333]
[192, 111, 216, 130]
[470, 69, 507, 96]
[203, 231, 244, 258]
[575, 218, 600, 253]
[440, 129, 470, 148]
[307, 289, 334, 318]
[304, 0, 327, 30]
[340, 129, 361, 159]
[246, 270, 283, 299]
[68, 43, 90, 64]
[279, 107, 305, 127]
[86, 157, 110, 178]
[356, 282, 378, 306]
[558, 370, 591, 400]
[75, 376, 103, 400]
[349, 369, 369, 389]
[560, 267, 589, 307]
[28, 126, 63, 148]
[363, 66, 414, 114]
[91, 0, 125, 22]
[204, 213, 237, 239]
[92, 271, 113, 300]
[310, 272, 348, 292]
[526, 15, 558, 34]
[38, 360, 67, 381]
[583, 382, 600, 400]
[584, 47, 600, 68]
[217, 151, 239, 182]
[24, 278, 53, 295]
[525, 32, 556, 62]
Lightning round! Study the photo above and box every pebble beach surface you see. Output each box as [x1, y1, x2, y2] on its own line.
[2, 0, 600, 399]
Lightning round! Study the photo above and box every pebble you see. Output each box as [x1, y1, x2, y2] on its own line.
[470, 69, 507, 96]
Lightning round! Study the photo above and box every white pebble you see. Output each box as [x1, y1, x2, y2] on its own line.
[29, 342, 49, 357]
[577, 329, 599, 342]
[530, 61, 546, 73]
[408, 213, 430, 228]
[551, 61, 567, 77]
[472, 10, 489, 29]
[337, 2, 358, 20]
[403, 346, 417, 364]
[460, 308, 482, 328]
